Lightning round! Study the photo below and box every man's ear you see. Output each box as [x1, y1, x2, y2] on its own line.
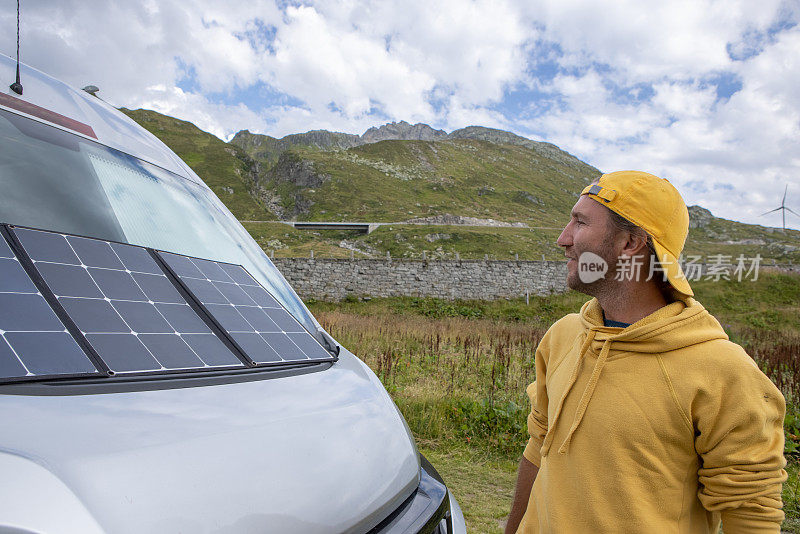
[619, 231, 648, 259]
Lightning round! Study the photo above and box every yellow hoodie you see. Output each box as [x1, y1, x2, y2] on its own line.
[518, 297, 787, 534]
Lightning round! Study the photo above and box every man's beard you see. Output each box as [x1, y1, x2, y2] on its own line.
[566, 243, 619, 297]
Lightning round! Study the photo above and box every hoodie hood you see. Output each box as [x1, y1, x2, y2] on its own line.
[541, 297, 729, 456]
[579, 296, 729, 356]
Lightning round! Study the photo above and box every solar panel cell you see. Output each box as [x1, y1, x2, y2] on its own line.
[154, 303, 211, 333]
[87, 268, 148, 301]
[230, 332, 282, 363]
[161, 253, 205, 278]
[218, 262, 255, 285]
[182, 334, 242, 367]
[192, 258, 234, 283]
[181, 278, 228, 304]
[15, 228, 80, 264]
[214, 282, 255, 306]
[264, 335, 307, 359]
[109, 243, 162, 275]
[268, 309, 306, 333]
[0, 257, 37, 293]
[86, 333, 161, 372]
[0, 338, 28, 378]
[240, 285, 280, 308]
[205, 304, 253, 332]
[112, 300, 174, 334]
[67, 236, 125, 270]
[132, 273, 184, 304]
[0, 237, 14, 259]
[35, 263, 104, 298]
[288, 333, 329, 358]
[138, 334, 205, 368]
[0, 292, 66, 332]
[236, 306, 280, 332]
[7, 332, 96, 375]
[59, 297, 131, 333]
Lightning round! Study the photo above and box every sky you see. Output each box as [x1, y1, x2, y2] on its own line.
[1, 0, 799, 229]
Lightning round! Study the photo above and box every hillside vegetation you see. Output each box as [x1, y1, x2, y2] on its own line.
[258, 140, 595, 223]
[122, 108, 800, 262]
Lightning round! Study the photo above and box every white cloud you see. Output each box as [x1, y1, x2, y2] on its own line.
[133, 86, 270, 141]
[266, 5, 436, 120]
[522, 0, 783, 81]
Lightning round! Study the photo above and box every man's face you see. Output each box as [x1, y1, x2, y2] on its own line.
[557, 196, 620, 294]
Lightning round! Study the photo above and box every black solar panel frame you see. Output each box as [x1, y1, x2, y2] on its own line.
[154, 250, 336, 369]
[0, 224, 109, 382]
[0, 223, 336, 384]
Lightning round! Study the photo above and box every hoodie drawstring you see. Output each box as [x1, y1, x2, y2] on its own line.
[540, 330, 614, 457]
[556, 338, 612, 454]
[541, 330, 596, 456]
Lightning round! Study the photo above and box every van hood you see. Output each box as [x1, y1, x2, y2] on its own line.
[0, 351, 419, 534]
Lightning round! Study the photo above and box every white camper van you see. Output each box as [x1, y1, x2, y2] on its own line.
[0, 53, 466, 534]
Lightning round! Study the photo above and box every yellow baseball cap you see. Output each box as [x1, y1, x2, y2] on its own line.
[580, 170, 693, 296]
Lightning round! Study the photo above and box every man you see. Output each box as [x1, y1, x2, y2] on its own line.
[506, 171, 787, 533]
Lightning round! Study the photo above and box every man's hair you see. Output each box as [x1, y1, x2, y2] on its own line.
[605, 208, 674, 297]
[605, 209, 655, 255]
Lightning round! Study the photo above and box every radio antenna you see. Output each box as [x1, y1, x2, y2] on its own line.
[9, 0, 23, 95]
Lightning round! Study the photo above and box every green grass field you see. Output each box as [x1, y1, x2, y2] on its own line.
[307, 272, 800, 533]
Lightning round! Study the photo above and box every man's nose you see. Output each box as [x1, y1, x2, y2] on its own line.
[557, 222, 572, 247]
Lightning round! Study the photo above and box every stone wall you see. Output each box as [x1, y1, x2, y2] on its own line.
[271, 258, 568, 301]
[271, 258, 799, 301]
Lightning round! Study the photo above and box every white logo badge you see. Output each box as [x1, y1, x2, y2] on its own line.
[578, 252, 608, 283]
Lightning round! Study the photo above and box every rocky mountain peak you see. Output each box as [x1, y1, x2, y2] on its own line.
[688, 205, 714, 229]
[447, 126, 532, 145]
[360, 121, 448, 143]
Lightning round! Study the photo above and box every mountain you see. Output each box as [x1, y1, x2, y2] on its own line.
[121, 108, 799, 262]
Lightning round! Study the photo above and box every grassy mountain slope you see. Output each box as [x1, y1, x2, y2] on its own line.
[260, 139, 599, 224]
[121, 109, 275, 221]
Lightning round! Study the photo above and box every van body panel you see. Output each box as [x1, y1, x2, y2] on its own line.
[0, 350, 420, 533]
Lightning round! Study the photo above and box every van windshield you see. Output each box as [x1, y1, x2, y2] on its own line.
[0, 107, 317, 334]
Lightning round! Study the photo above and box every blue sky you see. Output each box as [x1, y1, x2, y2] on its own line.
[2, 0, 799, 229]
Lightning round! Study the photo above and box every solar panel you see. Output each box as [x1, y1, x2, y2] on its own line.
[12, 228, 245, 374]
[158, 252, 332, 364]
[0, 231, 99, 380]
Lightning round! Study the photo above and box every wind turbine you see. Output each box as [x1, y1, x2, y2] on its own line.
[761, 185, 799, 232]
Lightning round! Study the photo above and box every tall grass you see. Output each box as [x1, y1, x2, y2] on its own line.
[733, 328, 800, 402]
[319, 312, 543, 453]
